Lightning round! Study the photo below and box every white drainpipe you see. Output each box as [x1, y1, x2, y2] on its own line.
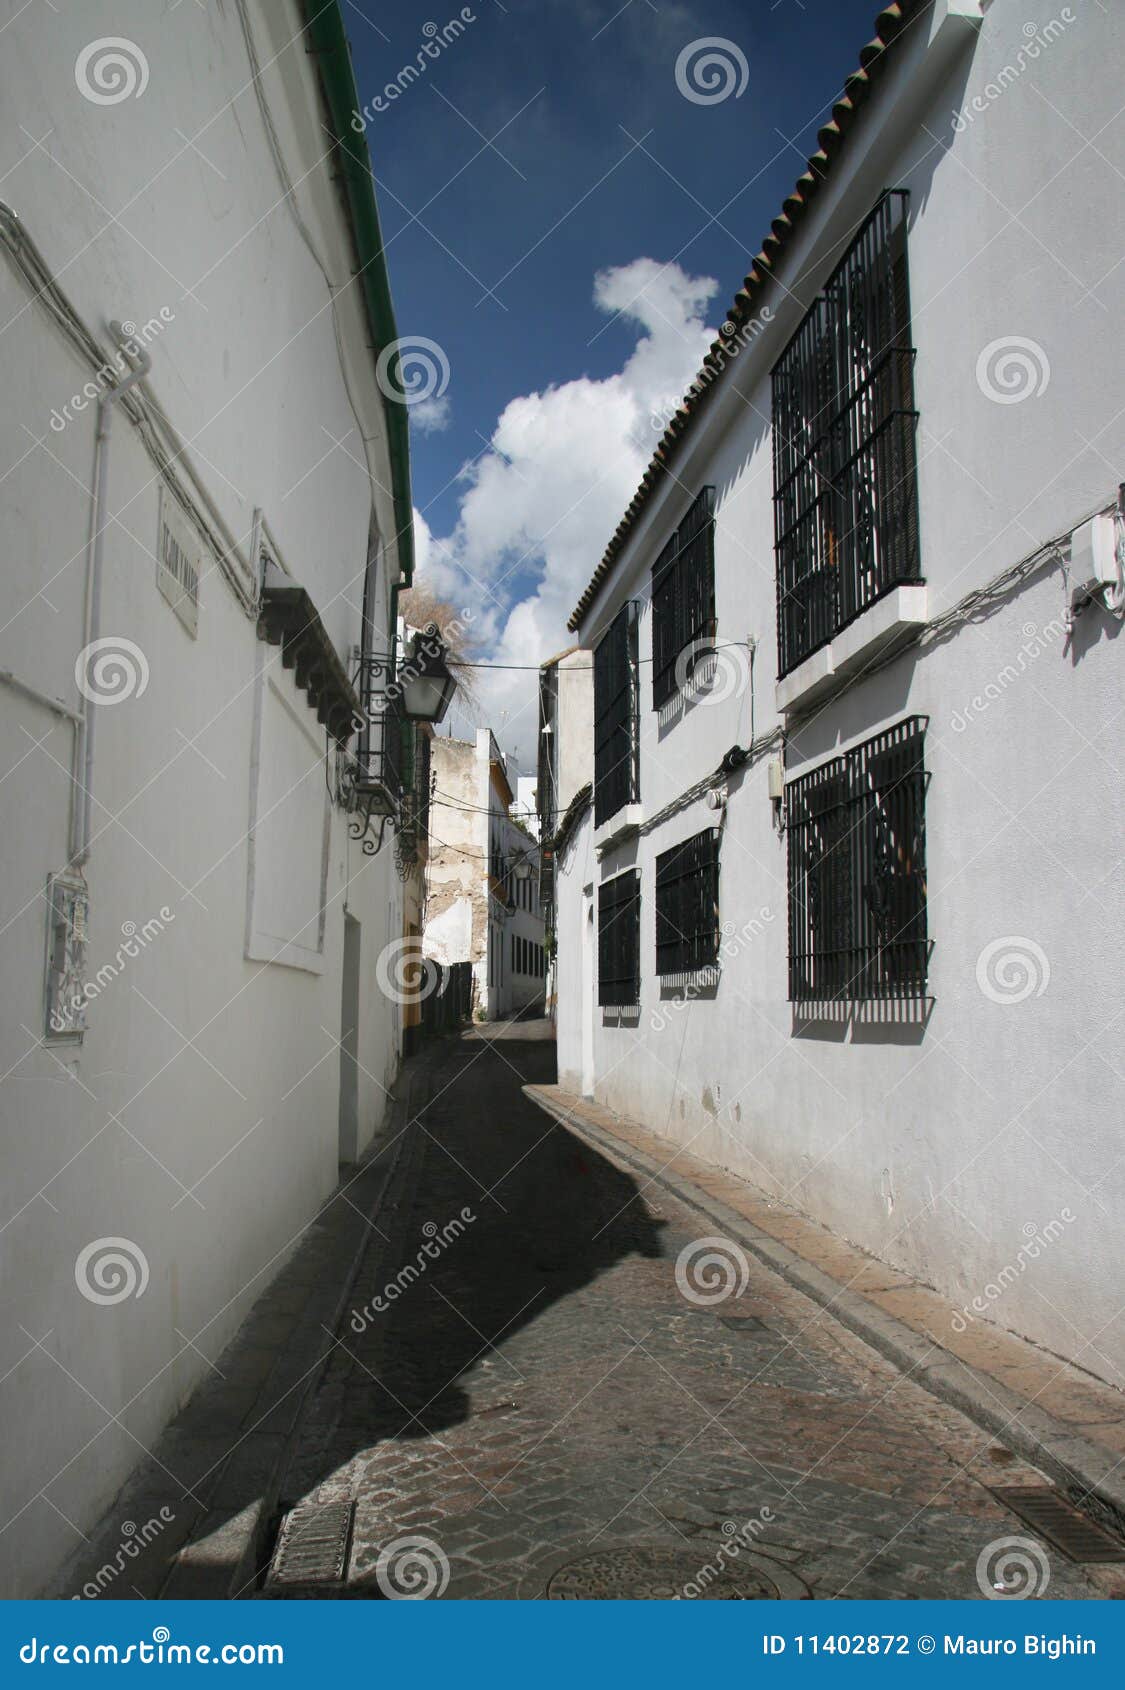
[74, 324, 152, 865]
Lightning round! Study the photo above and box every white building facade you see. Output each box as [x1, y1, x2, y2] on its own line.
[423, 730, 545, 1019]
[0, 1, 416, 1594]
[553, 0, 1125, 1390]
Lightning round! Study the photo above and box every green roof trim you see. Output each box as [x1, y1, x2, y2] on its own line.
[301, 0, 414, 585]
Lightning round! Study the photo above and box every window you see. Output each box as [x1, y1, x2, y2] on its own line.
[598, 870, 641, 1007]
[771, 191, 920, 679]
[786, 716, 928, 1002]
[651, 487, 716, 709]
[655, 828, 721, 976]
[593, 602, 640, 826]
[157, 486, 200, 636]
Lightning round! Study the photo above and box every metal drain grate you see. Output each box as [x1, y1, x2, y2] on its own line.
[990, 1487, 1125, 1563]
[266, 1500, 355, 1588]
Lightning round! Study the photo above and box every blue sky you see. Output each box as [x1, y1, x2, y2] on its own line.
[348, 0, 879, 765]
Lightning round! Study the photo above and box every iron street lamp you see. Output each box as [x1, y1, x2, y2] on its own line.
[399, 623, 457, 725]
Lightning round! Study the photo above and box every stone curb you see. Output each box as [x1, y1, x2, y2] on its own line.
[524, 1085, 1125, 1540]
[157, 1055, 435, 1599]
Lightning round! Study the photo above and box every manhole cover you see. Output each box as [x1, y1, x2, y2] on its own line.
[545, 1545, 809, 1600]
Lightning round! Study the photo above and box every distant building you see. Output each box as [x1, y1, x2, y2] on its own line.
[424, 730, 545, 1018]
[513, 774, 540, 840]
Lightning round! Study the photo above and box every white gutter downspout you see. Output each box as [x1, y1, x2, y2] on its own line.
[74, 324, 152, 866]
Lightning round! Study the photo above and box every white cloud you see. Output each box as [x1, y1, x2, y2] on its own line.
[410, 394, 451, 434]
[411, 258, 719, 768]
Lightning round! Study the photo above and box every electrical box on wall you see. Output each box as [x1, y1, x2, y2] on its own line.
[1070, 512, 1124, 616]
[44, 871, 88, 1038]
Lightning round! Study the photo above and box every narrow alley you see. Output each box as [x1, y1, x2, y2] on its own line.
[241, 1023, 1115, 1601]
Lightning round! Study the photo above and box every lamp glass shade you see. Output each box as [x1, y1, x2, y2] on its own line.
[399, 631, 457, 724]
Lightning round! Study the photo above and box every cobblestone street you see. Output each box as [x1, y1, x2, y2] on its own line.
[266, 1023, 1114, 1601]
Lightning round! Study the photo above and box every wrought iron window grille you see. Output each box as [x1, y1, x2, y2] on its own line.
[651, 487, 717, 711]
[771, 191, 921, 680]
[655, 827, 722, 977]
[598, 869, 641, 1007]
[593, 601, 640, 826]
[786, 715, 929, 1003]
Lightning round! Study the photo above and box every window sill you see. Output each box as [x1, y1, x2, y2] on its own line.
[776, 584, 928, 714]
[594, 803, 642, 857]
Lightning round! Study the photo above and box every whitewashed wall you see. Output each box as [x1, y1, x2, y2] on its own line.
[561, 0, 1125, 1387]
[0, 1, 403, 1594]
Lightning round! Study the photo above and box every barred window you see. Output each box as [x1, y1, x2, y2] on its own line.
[655, 828, 721, 976]
[598, 869, 641, 1007]
[772, 191, 920, 679]
[593, 602, 639, 826]
[786, 717, 928, 1002]
[651, 487, 716, 709]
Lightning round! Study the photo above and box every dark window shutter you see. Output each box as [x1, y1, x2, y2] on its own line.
[593, 604, 638, 825]
[787, 717, 927, 1001]
[598, 870, 641, 1006]
[655, 828, 721, 976]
